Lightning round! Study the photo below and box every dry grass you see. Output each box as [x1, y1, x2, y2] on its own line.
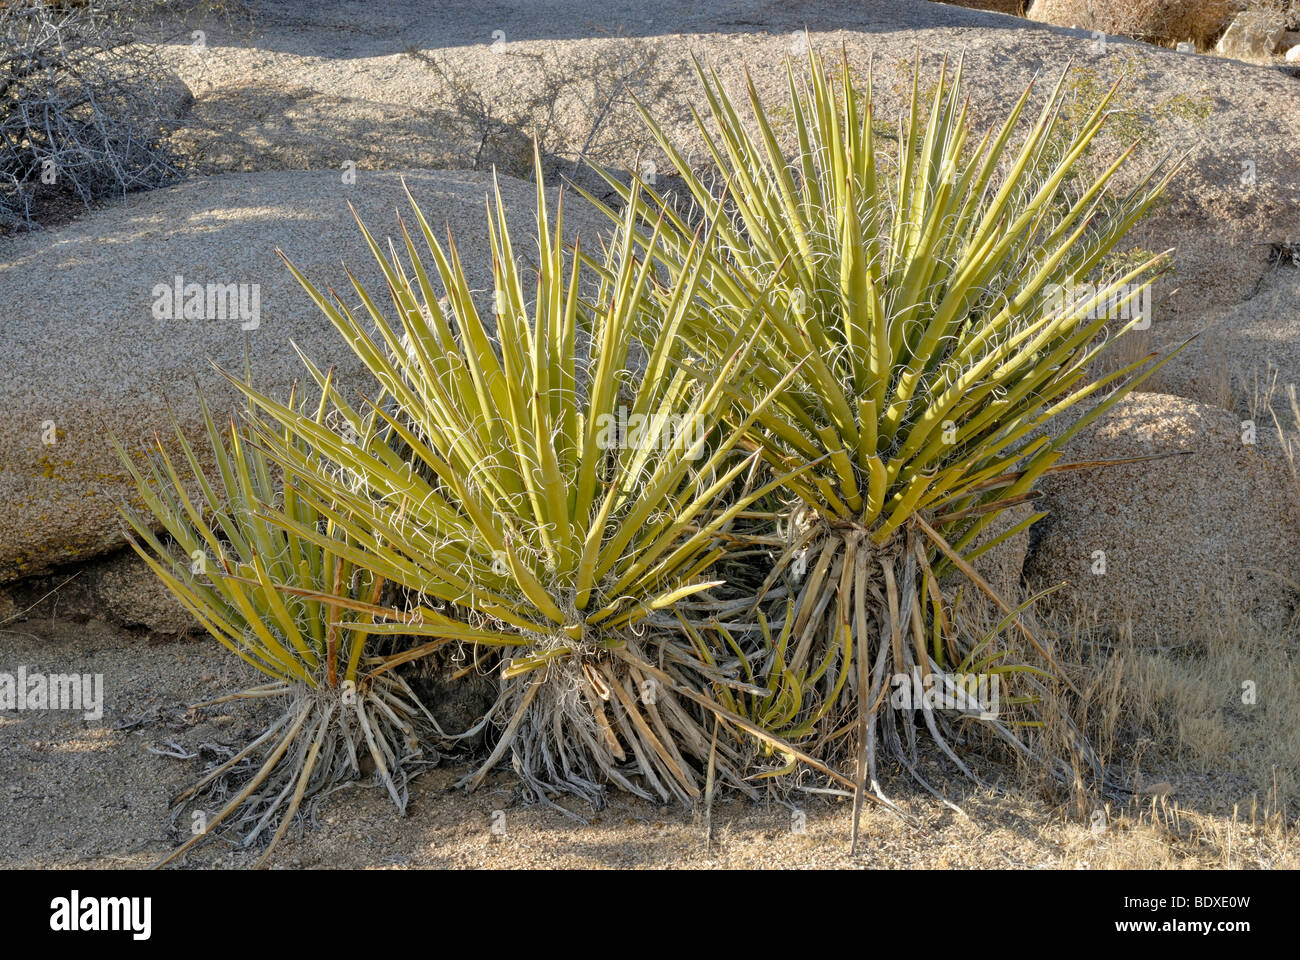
[1023, 401, 1300, 862]
[1058, 795, 1295, 868]
[975, 595, 1299, 868]
[1001, 377, 1300, 864]
[1102, 611, 1297, 800]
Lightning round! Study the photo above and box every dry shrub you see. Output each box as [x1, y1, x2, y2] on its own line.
[937, 0, 1028, 14]
[0, 0, 188, 228]
[1023, 370, 1300, 825]
[1027, 0, 1239, 48]
[1004, 591, 1298, 874]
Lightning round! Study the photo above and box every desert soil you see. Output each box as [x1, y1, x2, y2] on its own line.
[0, 617, 1292, 869]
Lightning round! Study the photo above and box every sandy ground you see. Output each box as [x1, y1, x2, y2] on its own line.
[1, 617, 1293, 870]
[152, 0, 1300, 382]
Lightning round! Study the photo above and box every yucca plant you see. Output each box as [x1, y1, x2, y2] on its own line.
[115, 392, 443, 868]
[217, 160, 821, 808]
[579, 51, 1187, 823]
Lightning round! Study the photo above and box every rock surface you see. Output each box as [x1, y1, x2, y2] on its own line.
[0, 169, 607, 580]
[966, 502, 1034, 604]
[1024, 393, 1300, 641]
[1169, 267, 1300, 410]
[1215, 11, 1286, 61]
[0, 548, 194, 634]
[158, 0, 1300, 409]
